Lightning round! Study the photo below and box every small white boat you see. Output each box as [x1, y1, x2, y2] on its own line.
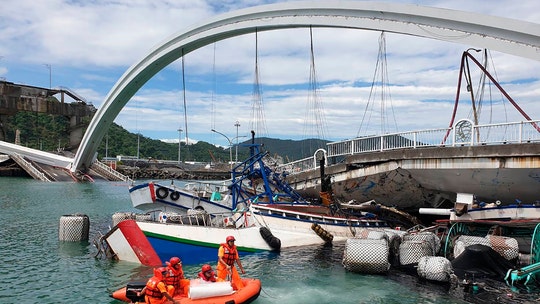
[449, 193, 540, 223]
[129, 180, 233, 214]
[421, 193, 540, 224]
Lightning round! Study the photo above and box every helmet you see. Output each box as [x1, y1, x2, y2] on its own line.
[169, 256, 181, 266]
[226, 236, 236, 242]
[201, 264, 212, 272]
[154, 267, 168, 279]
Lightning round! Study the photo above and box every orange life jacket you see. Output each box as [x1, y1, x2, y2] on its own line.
[145, 277, 164, 298]
[164, 266, 183, 286]
[221, 243, 238, 266]
[198, 271, 217, 282]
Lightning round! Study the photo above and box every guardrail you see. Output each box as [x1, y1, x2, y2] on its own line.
[277, 119, 540, 174]
[56, 86, 87, 103]
[10, 153, 52, 182]
[91, 160, 132, 182]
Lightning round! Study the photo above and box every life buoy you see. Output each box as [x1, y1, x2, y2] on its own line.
[156, 187, 169, 199]
[259, 227, 281, 251]
[170, 191, 180, 201]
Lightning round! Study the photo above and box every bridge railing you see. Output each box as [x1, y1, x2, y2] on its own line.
[56, 86, 88, 103]
[277, 120, 540, 174]
[328, 127, 451, 157]
[473, 120, 540, 144]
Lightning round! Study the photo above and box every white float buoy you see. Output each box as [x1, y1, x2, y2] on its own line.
[403, 231, 441, 254]
[486, 235, 519, 260]
[342, 238, 390, 273]
[417, 256, 453, 282]
[453, 235, 490, 258]
[58, 214, 90, 242]
[112, 212, 136, 227]
[399, 240, 433, 266]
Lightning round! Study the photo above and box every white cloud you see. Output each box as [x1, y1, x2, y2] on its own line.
[1, 0, 540, 148]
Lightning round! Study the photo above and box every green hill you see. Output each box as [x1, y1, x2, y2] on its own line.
[99, 125, 329, 163]
[3, 111, 328, 163]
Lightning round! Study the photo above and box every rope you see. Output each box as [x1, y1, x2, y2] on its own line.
[302, 25, 328, 149]
[250, 28, 269, 138]
[248, 204, 269, 229]
[259, 286, 277, 299]
[357, 31, 398, 137]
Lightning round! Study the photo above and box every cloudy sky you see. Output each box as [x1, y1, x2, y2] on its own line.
[1, 0, 540, 148]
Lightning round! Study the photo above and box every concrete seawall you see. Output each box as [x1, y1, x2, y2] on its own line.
[116, 165, 230, 181]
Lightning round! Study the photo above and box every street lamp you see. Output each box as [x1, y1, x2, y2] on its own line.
[234, 121, 240, 163]
[177, 128, 183, 164]
[211, 128, 232, 169]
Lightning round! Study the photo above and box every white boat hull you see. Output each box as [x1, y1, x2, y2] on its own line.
[129, 181, 233, 214]
[450, 204, 540, 222]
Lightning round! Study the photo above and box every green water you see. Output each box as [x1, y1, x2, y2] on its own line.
[0, 177, 472, 303]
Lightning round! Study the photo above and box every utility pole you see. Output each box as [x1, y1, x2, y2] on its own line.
[234, 120, 240, 163]
[136, 133, 140, 160]
[178, 128, 183, 164]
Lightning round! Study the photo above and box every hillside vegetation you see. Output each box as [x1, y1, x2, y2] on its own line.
[4, 112, 329, 163]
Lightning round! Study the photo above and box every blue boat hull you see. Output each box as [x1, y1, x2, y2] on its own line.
[144, 234, 265, 265]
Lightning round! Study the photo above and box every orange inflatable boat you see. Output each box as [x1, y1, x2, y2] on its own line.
[111, 278, 261, 304]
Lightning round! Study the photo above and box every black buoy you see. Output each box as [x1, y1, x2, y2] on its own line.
[259, 227, 281, 251]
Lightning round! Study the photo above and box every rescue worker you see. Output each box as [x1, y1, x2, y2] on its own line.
[217, 235, 245, 289]
[139, 267, 180, 304]
[197, 264, 224, 282]
[164, 256, 190, 296]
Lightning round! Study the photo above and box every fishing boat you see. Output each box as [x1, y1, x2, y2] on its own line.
[129, 179, 233, 214]
[98, 142, 393, 265]
[111, 278, 261, 304]
[102, 193, 389, 265]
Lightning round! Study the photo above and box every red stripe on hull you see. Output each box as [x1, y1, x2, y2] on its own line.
[149, 182, 156, 202]
[117, 220, 162, 266]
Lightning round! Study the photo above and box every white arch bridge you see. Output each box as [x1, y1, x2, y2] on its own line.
[1, 1, 540, 182]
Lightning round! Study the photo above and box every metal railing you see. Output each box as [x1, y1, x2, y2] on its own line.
[91, 159, 132, 182]
[277, 119, 540, 174]
[56, 86, 88, 103]
[10, 153, 52, 182]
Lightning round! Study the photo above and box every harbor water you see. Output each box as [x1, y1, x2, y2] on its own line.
[0, 177, 527, 304]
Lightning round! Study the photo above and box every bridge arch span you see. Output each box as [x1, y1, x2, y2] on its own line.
[72, 1, 540, 172]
